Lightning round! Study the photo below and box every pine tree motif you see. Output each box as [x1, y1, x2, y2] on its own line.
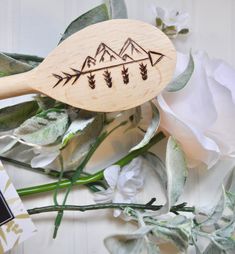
[103, 69, 112, 88]
[87, 72, 96, 89]
[122, 65, 129, 84]
[139, 63, 148, 80]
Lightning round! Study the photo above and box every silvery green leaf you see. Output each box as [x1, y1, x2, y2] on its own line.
[152, 215, 191, 252]
[203, 243, 224, 254]
[59, 4, 109, 43]
[166, 53, 194, 92]
[58, 113, 104, 170]
[125, 106, 142, 132]
[210, 221, 235, 250]
[0, 138, 18, 155]
[34, 95, 56, 110]
[226, 166, 235, 193]
[225, 191, 235, 211]
[61, 110, 97, 148]
[130, 103, 160, 152]
[104, 226, 156, 254]
[144, 152, 167, 190]
[0, 52, 33, 76]
[165, 137, 188, 209]
[199, 189, 226, 226]
[146, 242, 160, 254]
[0, 101, 39, 131]
[14, 110, 69, 146]
[31, 146, 60, 168]
[2, 52, 44, 67]
[157, 137, 187, 214]
[106, 0, 128, 19]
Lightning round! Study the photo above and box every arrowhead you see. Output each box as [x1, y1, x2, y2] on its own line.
[148, 51, 164, 66]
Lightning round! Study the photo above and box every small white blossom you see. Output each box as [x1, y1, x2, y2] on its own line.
[94, 157, 145, 217]
[155, 6, 189, 38]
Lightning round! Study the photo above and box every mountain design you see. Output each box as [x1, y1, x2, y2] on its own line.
[81, 56, 96, 71]
[119, 38, 148, 60]
[95, 43, 123, 63]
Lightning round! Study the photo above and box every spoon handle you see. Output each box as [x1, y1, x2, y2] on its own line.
[0, 72, 34, 99]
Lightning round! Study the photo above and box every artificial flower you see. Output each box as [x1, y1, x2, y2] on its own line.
[157, 51, 235, 168]
[94, 157, 145, 217]
[155, 6, 189, 38]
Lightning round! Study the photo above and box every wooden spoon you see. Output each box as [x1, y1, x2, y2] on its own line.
[0, 19, 176, 112]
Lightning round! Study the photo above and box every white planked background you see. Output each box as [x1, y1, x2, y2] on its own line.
[1, 0, 235, 253]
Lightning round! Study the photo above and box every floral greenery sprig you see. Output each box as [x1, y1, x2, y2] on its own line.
[0, 1, 235, 254]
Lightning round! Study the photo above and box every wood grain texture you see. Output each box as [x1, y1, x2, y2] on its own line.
[0, 1, 234, 254]
[0, 19, 176, 112]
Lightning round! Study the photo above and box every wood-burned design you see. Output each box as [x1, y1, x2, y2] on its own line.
[52, 38, 164, 89]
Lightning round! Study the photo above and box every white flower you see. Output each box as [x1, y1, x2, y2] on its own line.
[157, 51, 235, 168]
[94, 157, 145, 217]
[155, 6, 189, 33]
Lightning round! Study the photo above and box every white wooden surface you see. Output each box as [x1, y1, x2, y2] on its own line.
[1, 0, 235, 253]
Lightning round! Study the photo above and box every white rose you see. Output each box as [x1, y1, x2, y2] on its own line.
[157, 51, 235, 168]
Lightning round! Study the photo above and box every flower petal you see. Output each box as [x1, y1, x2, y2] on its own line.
[157, 94, 220, 168]
[162, 52, 217, 131]
[104, 165, 121, 189]
[94, 188, 114, 203]
[212, 62, 235, 104]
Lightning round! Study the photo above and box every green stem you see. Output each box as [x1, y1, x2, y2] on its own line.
[0, 155, 64, 178]
[27, 202, 195, 215]
[53, 121, 128, 238]
[17, 132, 165, 197]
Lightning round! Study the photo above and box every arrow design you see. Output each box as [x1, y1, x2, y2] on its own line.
[52, 38, 165, 88]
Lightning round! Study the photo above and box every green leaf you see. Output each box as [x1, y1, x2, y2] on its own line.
[163, 26, 177, 37]
[166, 53, 194, 92]
[106, 0, 128, 19]
[130, 102, 160, 151]
[178, 28, 189, 35]
[156, 18, 163, 28]
[14, 110, 69, 145]
[152, 215, 192, 252]
[61, 110, 99, 148]
[162, 137, 188, 213]
[59, 4, 109, 43]
[0, 52, 33, 76]
[0, 101, 39, 131]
